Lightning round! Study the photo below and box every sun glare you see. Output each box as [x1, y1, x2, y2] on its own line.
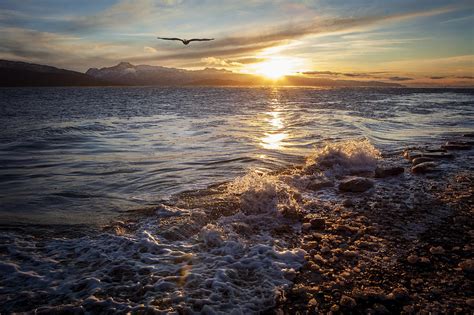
[252, 57, 299, 79]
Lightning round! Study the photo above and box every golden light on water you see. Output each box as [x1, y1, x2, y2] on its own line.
[261, 132, 288, 149]
[260, 103, 288, 150]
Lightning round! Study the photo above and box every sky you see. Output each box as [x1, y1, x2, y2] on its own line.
[0, 0, 473, 86]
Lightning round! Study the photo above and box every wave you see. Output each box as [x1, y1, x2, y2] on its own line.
[0, 139, 385, 313]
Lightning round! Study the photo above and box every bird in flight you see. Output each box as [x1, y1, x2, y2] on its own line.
[156, 37, 214, 45]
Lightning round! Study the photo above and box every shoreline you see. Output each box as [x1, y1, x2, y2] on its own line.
[277, 134, 474, 314]
[1, 134, 472, 314]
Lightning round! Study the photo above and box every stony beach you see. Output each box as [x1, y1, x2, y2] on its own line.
[1, 134, 472, 314]
[274, 134, 474, 314]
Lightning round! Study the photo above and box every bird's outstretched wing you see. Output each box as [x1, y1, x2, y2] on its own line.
[157, 37, 184, 41]
[188, 38, 214, 42]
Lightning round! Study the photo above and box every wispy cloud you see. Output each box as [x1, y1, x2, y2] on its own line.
[389, 76, 413, 81]
[125, 5, 459, 64]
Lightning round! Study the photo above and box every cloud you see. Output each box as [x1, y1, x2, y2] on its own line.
[429, 76, 446, 79]
[144, 46, 158, 54]
[457, 76, 474, 79]
[0, 27, 128, 70]
[0, 2, 465, 74]
[302, 70, 341, 76]
[389, 76, 413, 81]
[302, 70, 389, 79]
[120, 5, 459, 65]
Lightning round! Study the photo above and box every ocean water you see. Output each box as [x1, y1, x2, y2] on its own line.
[1, 87, 472, 225]
[0, 87, 473, 313]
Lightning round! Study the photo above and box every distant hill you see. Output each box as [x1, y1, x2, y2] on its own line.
[0, 59, 403, 87]
[0, 60, 115, 87]
[86, 62, 258, 86]
[87, 62, 403, 87]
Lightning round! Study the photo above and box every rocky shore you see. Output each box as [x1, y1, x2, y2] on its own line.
[275, 134, 473, 314]
[1, 135, 472, 314]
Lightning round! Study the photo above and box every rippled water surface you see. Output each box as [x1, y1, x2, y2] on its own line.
[1, 87, 473, 224]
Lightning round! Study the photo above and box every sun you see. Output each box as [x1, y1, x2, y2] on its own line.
[252, 57, 299, 79]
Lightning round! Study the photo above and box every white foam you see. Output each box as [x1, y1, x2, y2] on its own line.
[1, 139, 383, 313]
[306, 139, 381, 175]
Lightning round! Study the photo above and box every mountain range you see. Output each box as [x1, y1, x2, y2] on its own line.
[0, 60, 402, 87]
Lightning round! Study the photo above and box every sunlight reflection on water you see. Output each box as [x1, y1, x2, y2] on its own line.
[259, 93, 290, 150]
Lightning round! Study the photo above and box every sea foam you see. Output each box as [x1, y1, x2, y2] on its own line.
[1, 139, 381, 313]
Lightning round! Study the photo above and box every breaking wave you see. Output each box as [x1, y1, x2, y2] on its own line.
[1, 139, 382, 313]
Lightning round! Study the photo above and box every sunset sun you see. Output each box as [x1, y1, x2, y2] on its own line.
[252, 57, 299, 79]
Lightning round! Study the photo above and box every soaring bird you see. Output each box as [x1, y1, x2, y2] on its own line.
[156, 37, 214, 45]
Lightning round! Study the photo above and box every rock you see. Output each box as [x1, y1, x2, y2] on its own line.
[411, 162, 437, 174]
[374, 166, 404, 178]
[307, 179, 333, 191]
[407, 254, 419, 264]
[467, 298, 474, 307]
[429, 246, 445, 255]
[310, 218, 326, 230]
[352, 286, 387, 301]
[342, 198, 354, 207]
[372, 303, 390, 314]
[412, 157, 435, 166]
[459, 259, 474, 272]
[419, 257, 430, 265]
[302, 222, 312, 231]
[442, 141, 471, 150]
[302, 241, 318, 251]
[404, 149, 453, 160]
[423, 151, 454, 159]
[330, 304, 340, 312]
[340, 295, 357, 309]
[403, 149, 423, 161]
[464, 132, 474, 138]
[320, 246, 331, 253]
[343, 250, 359, 259]
[339, 177, 374, 192]
[389, 287, 409, 301]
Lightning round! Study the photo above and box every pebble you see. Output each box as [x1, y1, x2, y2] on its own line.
[466, 298, 474, 307]
[340, 295, 357, 309]
[389, 287, 409, 301]
[339, 177, 374, 192]
[412, 162, 437, 174]
[459, 259, 474, 272]
[342, 198, 354, 207]
[307, 179, 334, 191]
[442, 141, 471, 150]
[330, 304, 340, 312]
[310, 218, 326, 230]
[429, 246, 445, 255]
[374, 166, 404, 178]
[412, 156, 435, 166]
[407, 254, 419, 264]
[372, 303, 390, 314]
[302, 241, 318, 251]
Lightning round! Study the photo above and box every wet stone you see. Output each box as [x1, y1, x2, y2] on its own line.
[412, 157, 435, 166]
[339, 177, 374, 192]
[310, 218, 326, 230]
[389, 287, 410, 301]
[459, 259, 474, 273]
[412, 162, 437, 174]
[340, 295, 357, 309]
[429, 246, 445, 255]
[407, 254, 419, 264]
[442, 141, 472, 150]
[374, 166, 404, 178]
